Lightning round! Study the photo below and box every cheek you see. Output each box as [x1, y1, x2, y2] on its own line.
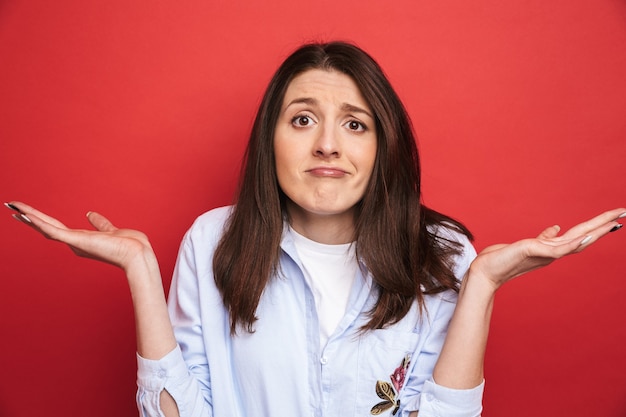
[358, 142, 378, 177]
[273, 135, 297, 187]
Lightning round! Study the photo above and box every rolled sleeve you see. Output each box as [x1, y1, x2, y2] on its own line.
[415, 378, 484, 417]
[137, 345, 188, 390]
[136, 345, 213, 417]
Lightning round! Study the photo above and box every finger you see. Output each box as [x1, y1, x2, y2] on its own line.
[5, 201, 69, 229]
[537, 225, 560, 239]
[535, 220, 619, 257]
[26, 213, 124, 262]
[15, 211, 76, 242]
[22, 211, 119, 262]
[11, 212, 34, 226]
[514, 238, 580, 267]
[569, 220, 623, 253]
[559, 208, 626, 239]
[86, 211, 118, 232]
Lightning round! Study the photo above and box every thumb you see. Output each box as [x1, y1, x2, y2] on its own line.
[86, 211, 118, 232]
[537, 225, 560, 239]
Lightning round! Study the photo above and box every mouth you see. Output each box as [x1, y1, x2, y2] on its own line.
[306, 167, 349, 178]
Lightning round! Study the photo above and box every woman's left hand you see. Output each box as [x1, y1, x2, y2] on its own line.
[434, 207, 624, 392]
[469, 208, 625, 291]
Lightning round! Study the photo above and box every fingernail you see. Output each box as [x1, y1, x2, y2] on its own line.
[580, 235, 592, 246]
[12, 213, 32, 224]
[619, 212, 626, 219]
[86, 211, 92, 218]
[4, 202, 20, 212]
[610, 224, 623, 233]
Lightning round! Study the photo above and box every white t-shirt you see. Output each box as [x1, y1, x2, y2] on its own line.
[290, 227, 358, 348]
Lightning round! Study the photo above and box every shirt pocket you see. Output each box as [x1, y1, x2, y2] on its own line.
[355, 329, 420, 416]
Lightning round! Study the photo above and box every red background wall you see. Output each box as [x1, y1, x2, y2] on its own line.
[1, 1, 625, 416]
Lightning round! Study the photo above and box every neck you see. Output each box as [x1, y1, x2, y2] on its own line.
[286, 203, 356, 244]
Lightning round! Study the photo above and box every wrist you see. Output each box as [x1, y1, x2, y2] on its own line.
[460, 266, 499, 302]
[124, 248, 162, 286]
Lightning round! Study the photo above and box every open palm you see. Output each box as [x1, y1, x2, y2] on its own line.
[470, 208, 624, 290]
[6, 201, 156, 273]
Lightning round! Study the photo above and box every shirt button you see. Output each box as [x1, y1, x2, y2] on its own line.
[320, 356, 328, 365]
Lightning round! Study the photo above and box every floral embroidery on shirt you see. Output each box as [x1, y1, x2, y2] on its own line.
[370, 354, 411, 415]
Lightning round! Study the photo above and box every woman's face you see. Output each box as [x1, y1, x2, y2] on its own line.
[274, 69, 377, 232]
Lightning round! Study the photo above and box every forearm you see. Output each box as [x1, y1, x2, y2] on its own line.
[126, 250, 177, 359]
[432, 270, 497, 389]
[126, 252, 180, 417]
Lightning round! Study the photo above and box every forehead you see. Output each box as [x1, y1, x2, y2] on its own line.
[282, 69, 371, 109]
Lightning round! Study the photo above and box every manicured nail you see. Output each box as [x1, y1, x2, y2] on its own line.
[619, 212, 626, 219]
[610, 224, 623, 233]
[12, 213, 32, 224]
[579, 235, 592, 246]
[4, 202, 20, 212]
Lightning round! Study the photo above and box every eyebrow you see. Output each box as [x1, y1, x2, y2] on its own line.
[284, 97, 374, 119]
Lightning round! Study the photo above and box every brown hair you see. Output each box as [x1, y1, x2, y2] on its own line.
[213, 41, 472, 334]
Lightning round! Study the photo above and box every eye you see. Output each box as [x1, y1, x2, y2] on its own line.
[344, 120, 367, 132]
[291, 115, 314, 127]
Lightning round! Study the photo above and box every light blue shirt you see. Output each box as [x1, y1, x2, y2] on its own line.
[136, 206, 484, 417]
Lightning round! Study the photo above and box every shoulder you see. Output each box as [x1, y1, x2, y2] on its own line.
[191, 205, 233, 229]
[430, 222, 477, 280]
[431, 221, 473, 248]
[184, 205, 234, 247]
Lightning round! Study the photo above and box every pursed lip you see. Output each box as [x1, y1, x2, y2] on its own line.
[305, 166, 349, 178]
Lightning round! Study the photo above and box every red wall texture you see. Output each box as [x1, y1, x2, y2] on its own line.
[1, 1, 625, 416]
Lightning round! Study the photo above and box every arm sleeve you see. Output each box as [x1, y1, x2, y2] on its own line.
[400, 230, 484, 417]
[135, 233, 214, 417]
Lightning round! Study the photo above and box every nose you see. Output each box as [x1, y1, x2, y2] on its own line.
[314, 124, 340, 158]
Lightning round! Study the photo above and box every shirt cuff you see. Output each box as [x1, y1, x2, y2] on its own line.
[407, 378, 484, 417]
[136, 345, 189, 392]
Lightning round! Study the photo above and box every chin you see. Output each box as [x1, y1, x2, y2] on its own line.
[305, 204, 357, 218]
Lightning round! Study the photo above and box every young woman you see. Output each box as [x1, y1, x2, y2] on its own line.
[5, 42, 624, 417]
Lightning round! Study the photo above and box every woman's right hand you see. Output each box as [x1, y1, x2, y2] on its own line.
[6, 200, 178, 363]
[5, 201, 157, 274]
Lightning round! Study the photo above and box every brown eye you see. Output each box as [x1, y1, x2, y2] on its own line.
[345, 120, 366, 132]
[292, 116, 312, 127]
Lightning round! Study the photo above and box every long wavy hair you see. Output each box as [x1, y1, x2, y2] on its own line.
[213, 41, 472, 334]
